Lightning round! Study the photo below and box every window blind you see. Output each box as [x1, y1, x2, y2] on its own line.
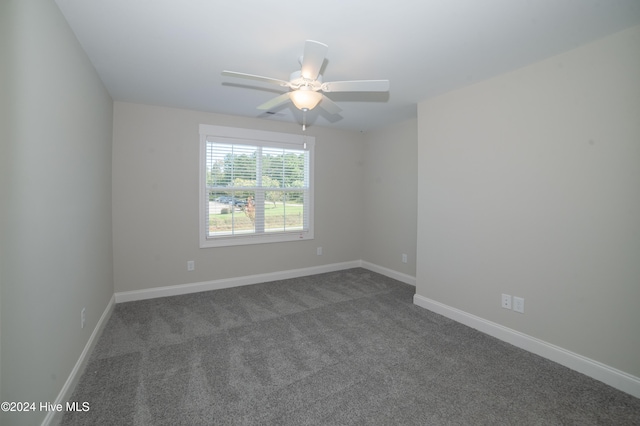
[200, 126, 313, 247]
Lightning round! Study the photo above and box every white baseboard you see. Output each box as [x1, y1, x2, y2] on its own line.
[413, 294, 640, 399]
[115, 261, 362, 303]
[115, 260, 416, 303]
[361, 261, 416, 286]
[42, 295, 115, 426]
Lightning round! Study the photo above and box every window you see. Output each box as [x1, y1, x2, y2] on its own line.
[199, 124, 314, 247]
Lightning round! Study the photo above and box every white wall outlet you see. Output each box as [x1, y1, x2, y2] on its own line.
[187, 260, 195, 271]
[317, 247, 323, 256]
[514, 296, 525, 313]
[501, 294, 512, 310]
[81, 308, 86, 329]
[402, 253, 408, 263]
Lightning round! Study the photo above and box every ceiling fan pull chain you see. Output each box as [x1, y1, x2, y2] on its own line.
[302, 110, 307, 133]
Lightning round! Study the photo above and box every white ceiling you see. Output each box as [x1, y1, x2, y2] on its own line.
[55, 0, 640, 132]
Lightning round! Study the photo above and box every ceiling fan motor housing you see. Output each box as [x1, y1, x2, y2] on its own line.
[289, 70, 322, 90]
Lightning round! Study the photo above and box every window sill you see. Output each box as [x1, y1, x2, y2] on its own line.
[200, 230, 314, 248]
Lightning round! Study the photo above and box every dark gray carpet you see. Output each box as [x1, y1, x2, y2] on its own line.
[63, 268, 640, 425]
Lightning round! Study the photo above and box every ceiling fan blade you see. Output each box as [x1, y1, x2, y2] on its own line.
[222, 70, 291, 87]
[321, 80, 390, 93]
[300, 40, 328, 80]
[318, 95, 342, 115]
[257, 92, 292, 110]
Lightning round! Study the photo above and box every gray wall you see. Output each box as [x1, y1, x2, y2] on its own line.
[112, 102, 366, 293]
[7, 0, 637, 420]
[0, 1, 114, 425]
[362, 118, 417, 276]
[416, 25, 640, 377]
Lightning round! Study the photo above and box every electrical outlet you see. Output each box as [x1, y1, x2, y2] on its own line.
[501, 294, 512, 310]
[402, 253, 408, 263]
[317, 247, 323, 256]
[513, 296, 525, 313]
[81, 308, 86, 329]
[187, 260, 195, 271]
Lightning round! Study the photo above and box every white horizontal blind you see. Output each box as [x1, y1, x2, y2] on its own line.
[202, 129, 312, 246]
[206, 142, 258, 237]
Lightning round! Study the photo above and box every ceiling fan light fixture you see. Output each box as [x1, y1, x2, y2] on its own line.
[223, 40, 388, 115]
[290, 87, 322, 111]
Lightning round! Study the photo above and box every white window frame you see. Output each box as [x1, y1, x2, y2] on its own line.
[199, 124, 314, 248]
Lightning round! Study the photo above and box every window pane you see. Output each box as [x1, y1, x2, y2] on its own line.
[262, 147, 284, 187]
[264, 191, 285, 232]
[264, 191, 305, 233]
[262, 148, 306, 189]
[207, 143, 257, 187]
[208, 190, 256, 236]
[284, 191, 305, 231]
[283, 150, 306, 188]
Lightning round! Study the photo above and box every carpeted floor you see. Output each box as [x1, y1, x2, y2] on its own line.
[62, 268, 640, 425]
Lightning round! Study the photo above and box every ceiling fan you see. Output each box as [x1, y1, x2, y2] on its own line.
[222, 40, 390, 115]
